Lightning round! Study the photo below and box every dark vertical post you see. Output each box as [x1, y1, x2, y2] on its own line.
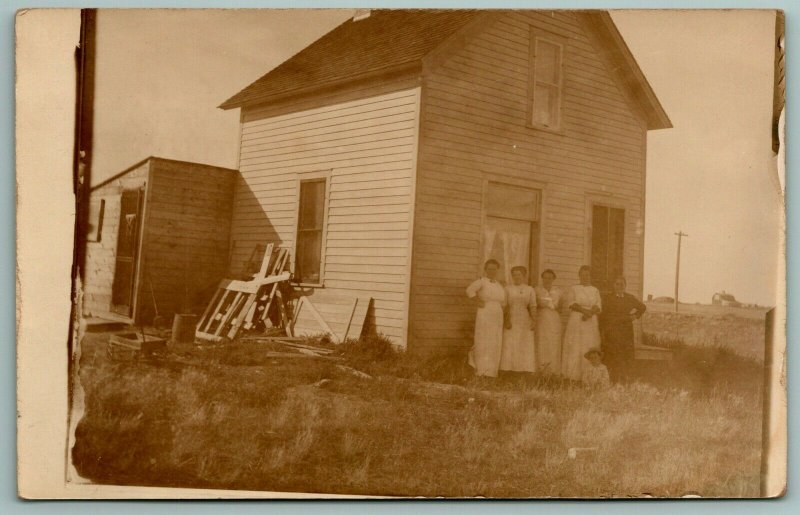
[760, 307, 775, 496]
[73, 8, 97, 281]
[673, 231, 687, 312]
[67, 7, 97, 479]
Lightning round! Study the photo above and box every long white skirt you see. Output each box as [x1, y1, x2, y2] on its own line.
[499, 305, 536, 372]
[536, 308, 563, 376]
[468, 301, 504, 377]
[561, 312, 601, 381]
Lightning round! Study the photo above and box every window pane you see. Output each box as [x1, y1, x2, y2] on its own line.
[298, 180, 325, 230]
[484, 217, 532, 285]
[532, 84, 551, 127]
[486, 183, 539, 220]
[296, 230, 322, 283]
[533, 83, 561, 128]
[535, 39, 561, 85]
[296, 178, 326, 282]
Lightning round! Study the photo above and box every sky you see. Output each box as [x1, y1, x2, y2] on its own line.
[91, 9, 781, 307]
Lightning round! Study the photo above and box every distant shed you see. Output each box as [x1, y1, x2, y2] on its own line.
[83, 157, 236, 324]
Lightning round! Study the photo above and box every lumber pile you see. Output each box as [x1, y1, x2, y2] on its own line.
[195, 242, 373, 344]
[195, 243, 291, 342]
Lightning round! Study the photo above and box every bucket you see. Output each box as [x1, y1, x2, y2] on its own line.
[172, 314, 198, 344]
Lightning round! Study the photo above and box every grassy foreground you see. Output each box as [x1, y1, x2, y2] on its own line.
[72, 332, 764, 498]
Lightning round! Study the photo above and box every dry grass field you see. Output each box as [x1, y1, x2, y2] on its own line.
[72, 321, 765, 498]
[643, 302, 769, 360]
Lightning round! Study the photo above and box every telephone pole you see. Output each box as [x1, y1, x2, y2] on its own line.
[674, 231, 688, 312]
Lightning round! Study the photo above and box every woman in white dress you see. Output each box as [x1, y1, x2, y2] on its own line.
[499, 266, 537, 373]
[561, 265, 602, 381]
[466, 259, 507, 377]
[534, 269, 564, 376]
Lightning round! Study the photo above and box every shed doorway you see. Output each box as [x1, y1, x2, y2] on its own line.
[482, 182, 541, 285]
[110, 188, 144, 317]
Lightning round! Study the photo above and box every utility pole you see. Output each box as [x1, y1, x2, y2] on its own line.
[674, 231, 688, 312]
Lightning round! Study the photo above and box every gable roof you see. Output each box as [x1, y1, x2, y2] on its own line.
[220, 9, 671, 130]
[219, 9, 480, 110]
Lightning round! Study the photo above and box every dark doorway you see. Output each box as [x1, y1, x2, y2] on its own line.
[591, 204, 625, 292]
[111, 188, 144, 316]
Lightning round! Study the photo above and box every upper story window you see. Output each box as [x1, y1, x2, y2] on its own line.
[528, 29, 566, 132]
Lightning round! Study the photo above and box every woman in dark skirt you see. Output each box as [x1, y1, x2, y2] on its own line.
[599, 276, 646, 383]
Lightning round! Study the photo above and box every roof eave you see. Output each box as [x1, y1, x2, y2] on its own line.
[219, 61, 423, 111]
[584, 11, 672, 130]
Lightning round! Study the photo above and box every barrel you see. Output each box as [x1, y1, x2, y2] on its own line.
[171, 314, 198, 344]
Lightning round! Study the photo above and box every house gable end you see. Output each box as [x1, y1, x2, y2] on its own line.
[578, 11, 672, 130]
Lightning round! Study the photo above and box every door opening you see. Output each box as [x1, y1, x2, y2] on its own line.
[111, 188, 144, 317]
[590, 204, 625, 292]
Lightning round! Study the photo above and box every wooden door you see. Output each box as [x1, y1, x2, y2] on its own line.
[591, 204, 625, 292]
[111, 188, 144, 316]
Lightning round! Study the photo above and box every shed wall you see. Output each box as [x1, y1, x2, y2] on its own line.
[409, 10, 648, 352]
[137, 159, 236, 321]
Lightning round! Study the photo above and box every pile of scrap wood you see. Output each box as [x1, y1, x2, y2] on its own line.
[239, 335, 338, 358]
[195, 243, 291, 342]
[195, 242, 373, 344]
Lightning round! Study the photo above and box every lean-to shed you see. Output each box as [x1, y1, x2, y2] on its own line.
[83, 157, 236, 324]
[219, 9, 671, 352]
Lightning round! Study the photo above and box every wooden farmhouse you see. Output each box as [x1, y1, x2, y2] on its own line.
[219, 9, 671, 353]
[83, 157, 236, 324]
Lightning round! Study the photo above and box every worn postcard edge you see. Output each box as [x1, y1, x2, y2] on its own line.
[14, 7, 788, 500]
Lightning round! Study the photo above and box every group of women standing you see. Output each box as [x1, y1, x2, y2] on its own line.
[465, 261, 606, 381]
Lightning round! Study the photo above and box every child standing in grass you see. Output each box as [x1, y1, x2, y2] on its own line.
[581, 347, 610, 389]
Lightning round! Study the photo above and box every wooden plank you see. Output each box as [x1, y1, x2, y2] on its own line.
[227, 290, 263, 339]
[276, 290, 292, 337]
[214, 291, 245, 337]
[341, 298, 358, 342]
[346, 298, 371, 340]
[256, 243, 275, 278]
[257, 249, 290, 326]
[199, 286, 230, 332]
[196, 331, 223, 343]
[297, 297, 338, 342]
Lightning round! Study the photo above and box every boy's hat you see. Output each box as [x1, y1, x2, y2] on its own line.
[584, 347, 603, 359]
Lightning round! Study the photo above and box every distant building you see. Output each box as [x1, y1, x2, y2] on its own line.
[651, 296, 675, 304]
[712, 291, 742, 307]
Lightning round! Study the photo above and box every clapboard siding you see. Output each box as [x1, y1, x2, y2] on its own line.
[83, 162, 150, 320]
[83, 158, 236, 324]
[138, 159, 236, 320]
[409, 11, 647, 352]
[230, 81, 422, 344]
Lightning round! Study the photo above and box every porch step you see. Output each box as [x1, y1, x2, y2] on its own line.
[83, 317, 130, 333]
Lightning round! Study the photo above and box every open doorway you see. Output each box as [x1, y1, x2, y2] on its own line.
[110, 188, 144, 316]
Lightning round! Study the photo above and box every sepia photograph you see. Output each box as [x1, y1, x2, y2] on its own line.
[15, 6, 786, 499]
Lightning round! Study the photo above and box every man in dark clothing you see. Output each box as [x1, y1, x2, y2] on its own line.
[600, 276, 647, 383]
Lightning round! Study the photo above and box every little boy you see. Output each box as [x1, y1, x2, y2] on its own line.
[581, 347, 610, 389]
